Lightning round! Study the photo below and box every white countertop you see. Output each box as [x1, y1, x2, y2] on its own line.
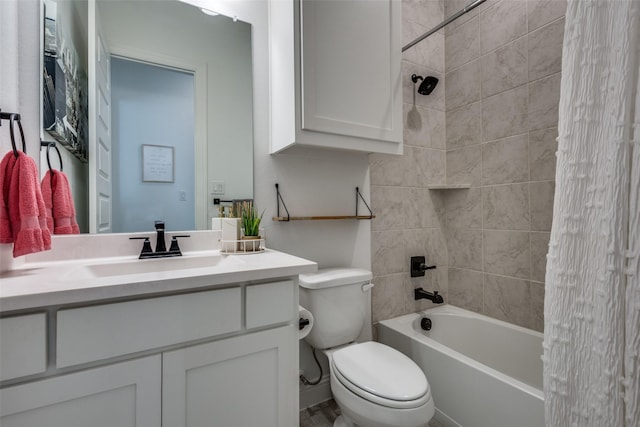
[0, 249, 317, 313]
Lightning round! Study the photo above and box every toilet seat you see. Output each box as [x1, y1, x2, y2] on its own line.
[330, 342, 431, 410]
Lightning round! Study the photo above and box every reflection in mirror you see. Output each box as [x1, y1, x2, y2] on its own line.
[41, 0, 254, 234]
[112, 57, 195, 231]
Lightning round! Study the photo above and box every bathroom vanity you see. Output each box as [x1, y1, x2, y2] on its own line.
[0, 233, 316, 426]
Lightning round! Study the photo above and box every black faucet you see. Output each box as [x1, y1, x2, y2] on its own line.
[129, 221, 190, 259]
[155, 221, 167, 253]
[410, 256, 437, 277]
[414, 288, 444, 304]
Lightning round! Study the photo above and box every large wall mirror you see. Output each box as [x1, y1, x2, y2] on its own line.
[41, 0, 254, 234]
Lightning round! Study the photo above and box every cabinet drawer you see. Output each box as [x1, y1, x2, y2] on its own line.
[0, 314, 47, 381]
[245, 281, 294, 329]
[57, 287, 241, 368]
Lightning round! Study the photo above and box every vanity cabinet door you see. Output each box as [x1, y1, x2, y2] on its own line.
[162, 326, 297, 427]
[0, 355, 161, 427]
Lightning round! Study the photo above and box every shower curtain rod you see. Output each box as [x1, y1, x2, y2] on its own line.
[402, 0, 488, 52]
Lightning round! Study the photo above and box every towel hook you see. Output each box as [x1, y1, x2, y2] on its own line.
[44, 142, 63, 173]
[0, 110, 26, 157]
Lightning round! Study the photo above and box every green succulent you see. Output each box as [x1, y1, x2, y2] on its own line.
[240, 201, 264, 237]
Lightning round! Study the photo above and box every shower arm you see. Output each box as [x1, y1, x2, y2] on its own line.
[402, 0, 488, 53]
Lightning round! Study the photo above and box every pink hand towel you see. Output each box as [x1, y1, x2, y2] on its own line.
[41, 170, 80, 235]
[0, 152, 18, 243]
[2, 151, 52, 257]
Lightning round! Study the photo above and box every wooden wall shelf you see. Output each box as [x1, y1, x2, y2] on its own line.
[274, 183, 374, 222]
[272, 215, 375, 221]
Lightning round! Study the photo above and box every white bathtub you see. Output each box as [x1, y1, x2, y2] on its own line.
[378, 305, 544, 427]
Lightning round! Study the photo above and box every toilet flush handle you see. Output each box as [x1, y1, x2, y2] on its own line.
[362, 283, 375, 292]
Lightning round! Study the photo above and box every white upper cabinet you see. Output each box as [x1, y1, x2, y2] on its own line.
[269, 0, 402, 155]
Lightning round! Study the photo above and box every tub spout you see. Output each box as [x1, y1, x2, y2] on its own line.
[414, 288, 444, 304]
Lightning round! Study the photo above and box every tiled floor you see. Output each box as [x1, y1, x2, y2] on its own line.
[299, 399, 445, 427]
[299, 400, 341, 427]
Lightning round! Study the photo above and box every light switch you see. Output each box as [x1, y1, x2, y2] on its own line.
[210, 180, 225, 195]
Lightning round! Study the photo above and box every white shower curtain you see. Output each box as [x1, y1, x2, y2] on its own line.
[544, 0, 640, 426]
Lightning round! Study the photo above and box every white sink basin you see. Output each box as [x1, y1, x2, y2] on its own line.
[67, 254, 243, 280]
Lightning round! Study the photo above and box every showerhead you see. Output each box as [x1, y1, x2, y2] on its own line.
[411, 74, 439, 95]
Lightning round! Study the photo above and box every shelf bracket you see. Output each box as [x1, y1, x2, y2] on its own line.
[356, 187, 374, 219]
[275, 183, 290, 221]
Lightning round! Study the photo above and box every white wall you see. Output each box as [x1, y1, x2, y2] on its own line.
[1, 0, 47, 268]
[1, 0, 41, 171]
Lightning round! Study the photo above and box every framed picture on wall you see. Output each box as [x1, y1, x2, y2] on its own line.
[142, 144, 174, 183]
[42, 0, 89, 163]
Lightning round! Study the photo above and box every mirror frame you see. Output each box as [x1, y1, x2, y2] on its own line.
[39, 0, 256, 234]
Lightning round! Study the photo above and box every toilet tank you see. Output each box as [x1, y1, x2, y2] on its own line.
[299, 268, 373, 350]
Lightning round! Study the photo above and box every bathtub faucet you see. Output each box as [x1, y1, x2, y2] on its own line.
[414, 288, 444, 304]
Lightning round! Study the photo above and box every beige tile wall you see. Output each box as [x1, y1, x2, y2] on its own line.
[370, 0, 448, 325]
[370, 0, 565, 333]
[444, 0, 565, 331]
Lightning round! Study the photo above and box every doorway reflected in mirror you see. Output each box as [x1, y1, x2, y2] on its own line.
[111, 57, 195, 233]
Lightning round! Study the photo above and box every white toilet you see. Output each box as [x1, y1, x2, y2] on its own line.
[299, 268, 434, 427]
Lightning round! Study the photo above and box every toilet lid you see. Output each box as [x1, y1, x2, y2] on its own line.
[331, 342, 428, 402]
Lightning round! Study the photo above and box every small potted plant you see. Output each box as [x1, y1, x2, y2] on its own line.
[240, 201, 264, 251]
